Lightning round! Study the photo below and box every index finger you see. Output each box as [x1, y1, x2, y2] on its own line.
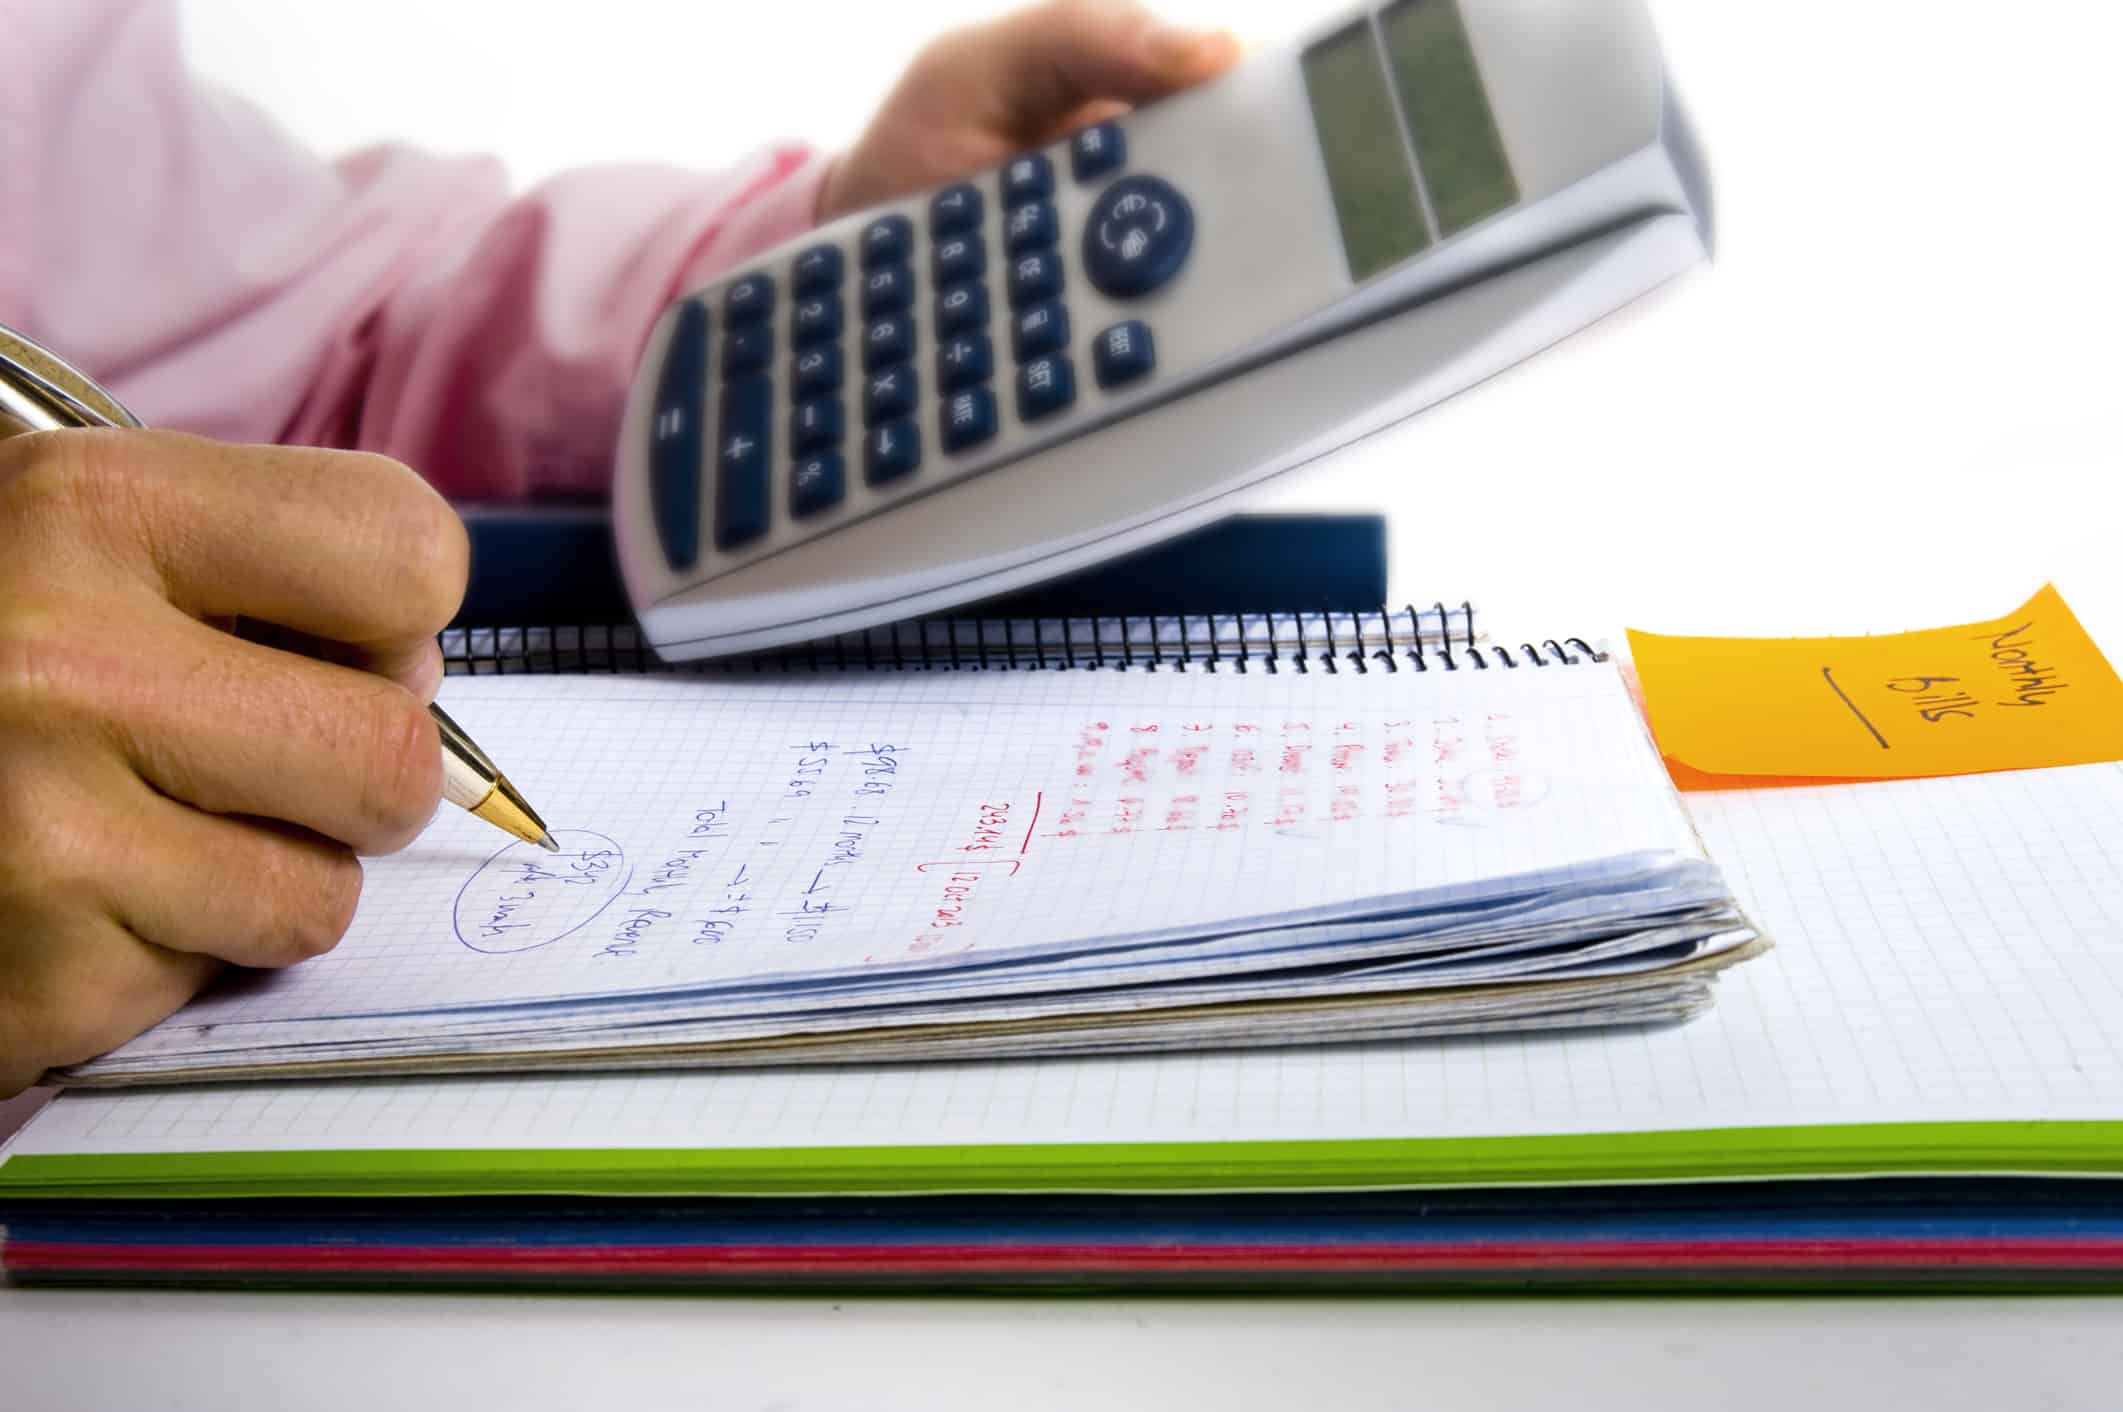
[52, 429, 469, 649]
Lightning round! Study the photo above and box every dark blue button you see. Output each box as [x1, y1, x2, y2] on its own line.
[864, 418, 921, 485]
[1006, 249, 1064, 308]
[792, 244, 843, 295]
[1016, 354, 1076, 422]
[715, 374, 771, 550]
[1002, 152, 1054, 204]
[791, 292, 843, 346]
[721, 322, 772, 377]
[937, 333, 994, 392]
[930, 234, 985, 286]
[1004, 200, 1059, 254]
[861, 263, 913, 319]
[941, 386, 998, 454]
[791, 395, 843, 454]
[1071, 121, 1125, 182]
[792, 343, 842, 397]
[1083, 175, 1193, 298]
[790, 452, 845, 518]
[862, 313, 915, 371]
[649, 300, 709, 571]
[724, 274, 774, 325]
[860, 215, 912, 269]
[929, 184, 984, 236]
[935, 280, 990, 336]
[1012, 300, 1070, 360]
[1093, 320, 1155, 388]
[863, 364, 918, 426]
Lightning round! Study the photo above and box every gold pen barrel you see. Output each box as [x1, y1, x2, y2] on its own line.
[434, 704, 558, 851]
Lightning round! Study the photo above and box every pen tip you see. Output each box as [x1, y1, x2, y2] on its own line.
[536, 832, 561, 853]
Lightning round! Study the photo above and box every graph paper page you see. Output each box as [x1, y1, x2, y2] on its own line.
[15, 761, 2123, 1157]
[105, 661, 1699, 1039]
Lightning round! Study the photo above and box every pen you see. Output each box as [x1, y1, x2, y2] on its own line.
[0, 321, 560, 854]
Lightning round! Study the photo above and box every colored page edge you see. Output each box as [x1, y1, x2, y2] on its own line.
[4, 1122, 2123, 1199]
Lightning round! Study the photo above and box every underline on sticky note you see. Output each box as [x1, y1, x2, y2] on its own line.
[1627, 584, 2123, 788]
[1821, 667, 1891, 750]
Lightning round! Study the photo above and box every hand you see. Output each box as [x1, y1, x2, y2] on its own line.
[818, 0, 1241, 221]
[0, 431, 468, 1093]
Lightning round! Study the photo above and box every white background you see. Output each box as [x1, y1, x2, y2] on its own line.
[170, 0, 2123, 639]
[7, 1, 2123, 1406]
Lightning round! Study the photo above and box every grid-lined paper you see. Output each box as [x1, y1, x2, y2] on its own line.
[94, 661, 1700, 1044]
[14, 761, 2122, 1156]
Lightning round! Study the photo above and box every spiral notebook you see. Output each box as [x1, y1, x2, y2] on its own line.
[59, 605, 1764, 1085]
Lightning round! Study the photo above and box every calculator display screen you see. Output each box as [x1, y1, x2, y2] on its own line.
[1380, 0, 1519, 236]
[1301, 18, 1431, 282]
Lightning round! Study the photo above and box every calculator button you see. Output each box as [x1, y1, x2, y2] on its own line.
[864, 418, 922, 485]
[790, 452, 845, 518]
[860, 214, 912, 269]
[792, 292, 843, 346]
[724, 274, 774, 325]
[1071, 121, 1125, 183]
[791, 395, 844, 454]
[1012, 300, 1070, 360]
[648, 299, 709, 571]
[937, 333, 994, 392]
[862, 313, 915, 371]
[792, 344, 843, 397]
[1016, 354, 1076, 422]
[1092, 320, 1156, 388]
[863, 365, 919, 426]
[1002, 152, 1054, 204]
[715, 374, 771, 550]
[930, 234, 985, 286]
[1006, 250, 1064, 309]
[935, 280, 990, 336]
[1082, 174, 1193, 298]
[792, 244, 844, 295]
[941, 386, 998, 454]
[929, 183, 984, 237]
[1004, 200, 1058, 255]
[861, 263, 914, 319]
[721, 322, 773, 377]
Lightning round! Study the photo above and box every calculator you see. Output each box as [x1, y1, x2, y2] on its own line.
[614, 0, 1712, 659]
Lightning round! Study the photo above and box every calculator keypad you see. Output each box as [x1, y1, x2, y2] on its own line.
[659, 115, 1181, 575]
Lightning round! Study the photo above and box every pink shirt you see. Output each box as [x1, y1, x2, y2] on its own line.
[1, 0, 825, 499]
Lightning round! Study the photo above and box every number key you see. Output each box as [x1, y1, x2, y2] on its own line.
[792, 344, 842, 397]
[792, 292, 843, 346]
[860, 214, 912, 269]
[929, 183, 984, 236]
[935, 280, 989, 336]
[863, 313, 915, 371]
[861, 264, 913, 318]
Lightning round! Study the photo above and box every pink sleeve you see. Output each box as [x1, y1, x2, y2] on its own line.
[0, 0, 828, 499]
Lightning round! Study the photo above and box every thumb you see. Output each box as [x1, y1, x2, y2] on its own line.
[970, 1, 1241, 136]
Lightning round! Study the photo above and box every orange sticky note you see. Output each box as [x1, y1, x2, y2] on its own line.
[1627, 585, 2123, 787]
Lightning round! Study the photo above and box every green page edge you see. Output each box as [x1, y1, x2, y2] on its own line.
[3, 1121, 2121, 1199]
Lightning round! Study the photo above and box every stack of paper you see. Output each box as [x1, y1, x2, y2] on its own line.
[63, 661, 1760, 1084]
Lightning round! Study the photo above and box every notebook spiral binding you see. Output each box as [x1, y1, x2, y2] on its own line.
[442, 604, 1608, 677]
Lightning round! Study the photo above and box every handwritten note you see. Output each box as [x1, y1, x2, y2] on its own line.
[125, 664, 1699, 1031]
[1628, 584, 2123, 787]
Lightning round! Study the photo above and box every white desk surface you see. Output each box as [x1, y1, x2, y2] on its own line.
[8, 0, 2123, 1404]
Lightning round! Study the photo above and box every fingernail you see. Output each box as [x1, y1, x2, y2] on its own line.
[1142, 22, 1235, 74]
